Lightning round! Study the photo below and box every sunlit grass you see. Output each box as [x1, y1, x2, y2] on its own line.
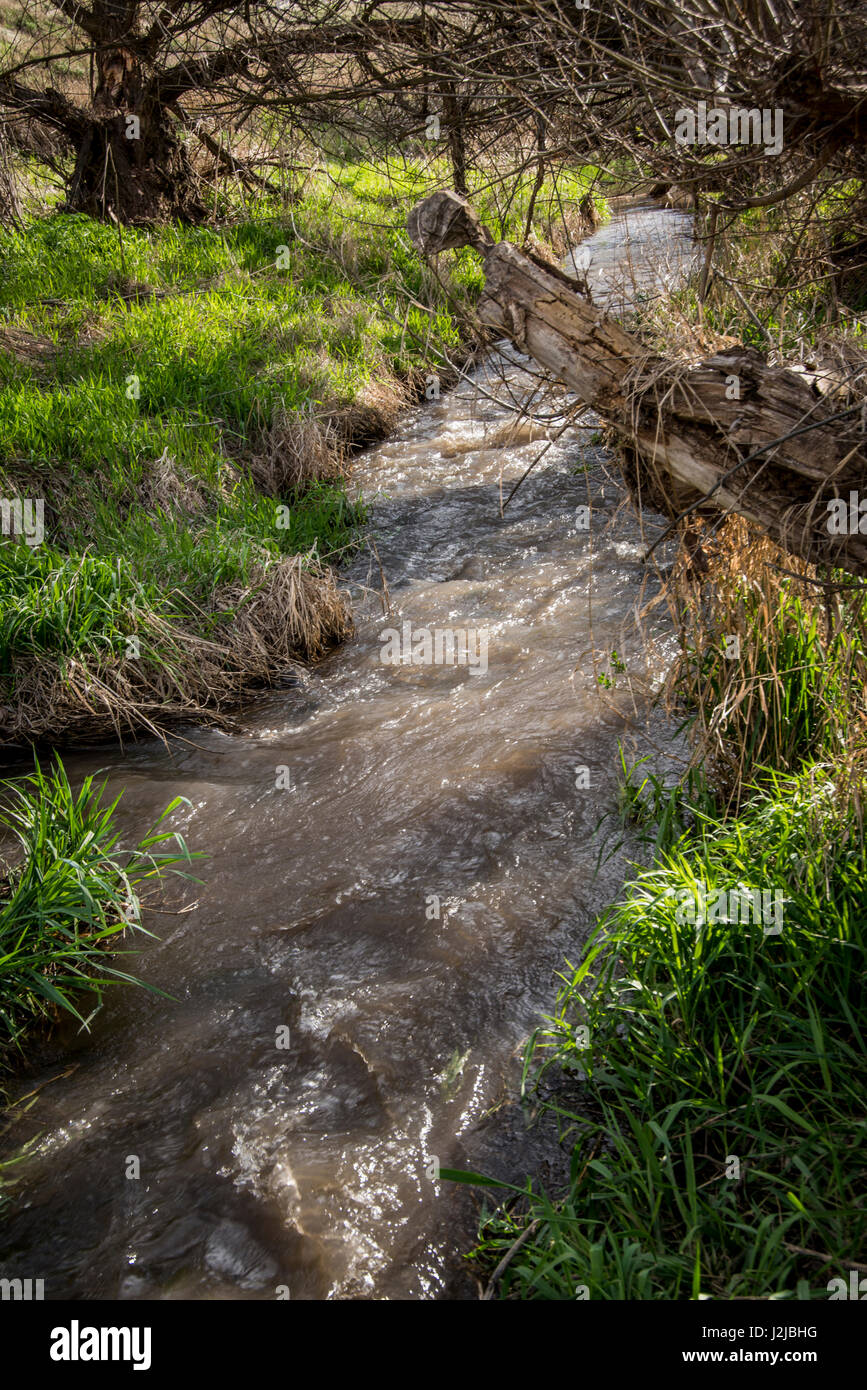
[0, 157, 604, 740]
[463, 768, 866, 1299]
[0, 758, 197, 1067]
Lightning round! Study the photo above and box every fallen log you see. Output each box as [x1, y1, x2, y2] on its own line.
[408, 191, 867, 577]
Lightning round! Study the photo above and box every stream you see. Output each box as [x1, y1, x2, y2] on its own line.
[0, 205, 695, 1300]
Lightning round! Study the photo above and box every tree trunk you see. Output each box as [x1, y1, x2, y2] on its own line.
[439, 82, 468, 197]
[408, 191, 867, 578]
[66, 48, 204, 223]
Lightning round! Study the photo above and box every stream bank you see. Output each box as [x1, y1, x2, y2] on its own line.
[0, 206, 692, 1299]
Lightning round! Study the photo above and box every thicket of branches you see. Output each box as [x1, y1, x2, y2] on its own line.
[0, 2, 863, 338]
[0, 8, 862, 191]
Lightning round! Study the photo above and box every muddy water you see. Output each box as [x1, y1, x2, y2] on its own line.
[0, 207, 694, 1300]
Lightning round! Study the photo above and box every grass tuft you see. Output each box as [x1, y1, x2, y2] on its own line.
[469, 769, 865, 1299]
[0, 758, 196, 1068]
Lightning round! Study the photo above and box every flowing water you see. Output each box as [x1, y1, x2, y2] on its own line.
[0, 206, 695, 1300]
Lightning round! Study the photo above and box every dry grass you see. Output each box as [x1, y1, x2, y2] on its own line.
[0, 556, 352, 746]
[220, 551, 353, 666]
[0, 323, 58, 373]
[336, 375, 411, 446]
[138, 448, 207, 517]
[661, 513, 867, 809]
[247, 373, 411, 496]
[249, 406, 345, 494]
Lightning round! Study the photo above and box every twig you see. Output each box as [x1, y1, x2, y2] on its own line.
[481, 1218, 540, 1299]
[4, 1065, 78, 1108]
[784, 1243, 867, 1273]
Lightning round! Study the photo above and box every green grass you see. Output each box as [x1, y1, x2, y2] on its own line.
[452, 513, 865, 1300]
[0, 156, 604, 741]
[0, 758, 196, 1067]
[463, 768, 865, 1299]
[457, 535, 866, 1300]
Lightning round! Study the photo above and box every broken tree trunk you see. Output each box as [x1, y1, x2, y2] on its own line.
[408, 191, 867, 577]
